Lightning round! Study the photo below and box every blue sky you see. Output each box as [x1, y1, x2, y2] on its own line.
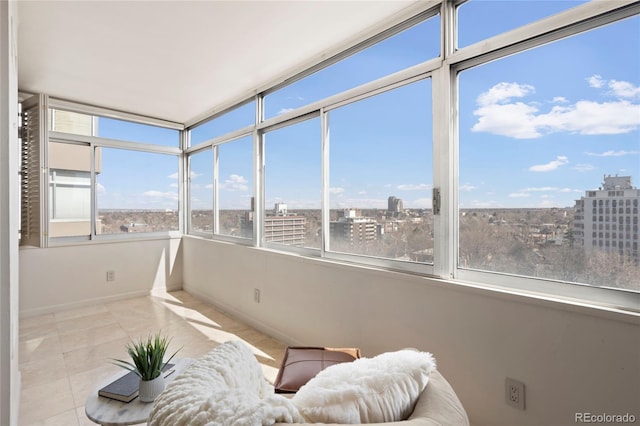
[459, 13, 639, 209]
[97, 3, 639, 211]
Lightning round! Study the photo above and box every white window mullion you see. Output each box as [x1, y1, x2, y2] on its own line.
[90, 146, 96, 239]
[321, 108, 330, 255]
[179, 129, 188, 235]
[212, 145, 219, 235]
[432, 0, 456, 279]
[432, 66, 455, 279]
[253, 95, 264, 246]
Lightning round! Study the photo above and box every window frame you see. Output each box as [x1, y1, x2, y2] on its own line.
[185, 126, 256, 246]
[43, 100, 184, 245]
[22, 0, 639, 312]
[258, 111, 322, 257]
[449, 0, 640, 310]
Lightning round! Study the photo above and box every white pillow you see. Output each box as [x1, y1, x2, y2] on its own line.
[292, 349, 435, 424]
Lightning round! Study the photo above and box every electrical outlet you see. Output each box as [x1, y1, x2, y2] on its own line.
[254, 288, 260, 303]
[505, 378, 525, 410]
[106, 270, 115, 282]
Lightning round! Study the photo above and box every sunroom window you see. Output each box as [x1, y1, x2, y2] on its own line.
[458, 16, 640, 292]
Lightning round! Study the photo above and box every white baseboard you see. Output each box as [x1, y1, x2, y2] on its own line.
[19, 289, 152, 318]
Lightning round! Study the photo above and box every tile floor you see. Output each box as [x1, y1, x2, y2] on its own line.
[18, 290, 287, 426]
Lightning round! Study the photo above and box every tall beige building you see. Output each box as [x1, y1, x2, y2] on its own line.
[330, 208, 378, 244]
[241, 202, 306, 246]
[573, 175, 639, 259]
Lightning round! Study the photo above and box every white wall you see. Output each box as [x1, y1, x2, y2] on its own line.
[182, 236, 640, 426]
[0, 1, 20, 424]
[19, 238, 183, 317]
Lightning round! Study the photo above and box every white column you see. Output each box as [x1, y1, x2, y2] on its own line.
[0, 1, 21, 424]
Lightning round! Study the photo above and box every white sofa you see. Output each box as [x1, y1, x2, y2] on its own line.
[148, 341, 469, 426]
[276, 369, 469, 426]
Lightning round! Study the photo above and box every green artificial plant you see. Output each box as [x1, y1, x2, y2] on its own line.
[112, 332, 180, 381]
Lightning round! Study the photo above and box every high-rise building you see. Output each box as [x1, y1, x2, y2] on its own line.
[241, 201, 306, 246]
[330, 208, 378, 244]
[573, 175, 639, 259]
[388, 196, 403, 214]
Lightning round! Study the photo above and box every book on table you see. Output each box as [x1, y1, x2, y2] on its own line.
[98, 363, 175, 403]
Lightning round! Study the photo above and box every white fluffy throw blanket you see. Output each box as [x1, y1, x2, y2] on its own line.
[148, 340, 304, 426]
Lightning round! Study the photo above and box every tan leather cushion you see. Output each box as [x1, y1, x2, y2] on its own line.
[274, 347, 360, 393]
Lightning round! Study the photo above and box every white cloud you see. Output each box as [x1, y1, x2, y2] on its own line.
[329, 187, 345, 195]
[143, 190, 178, 201]
[397, 183, 432, 191]
[558, 188, 582, 193]
[477, 82, 535, 107]
[460, 184, 477, 192]
[168, 171, 201, 179]
[277, 107, 295, 115]
[96, 183, 106, 194]
[219, 174, 248, 192]
[358, 191, 367, 195]
[529, 156, 568, 172]
[539, 100, 640, 135]
[587, 74, 605, 89]
[573, 163, 596, 172]
[609, 80, 640, 99]
[509, 192, 530, 198]
[473, 99, 541, 139]
[205, 183, 213, 190]
[523, 186, 559, 192]
[170, 183, 178, 188]
[522, 186, 581, 193]
[552, 96, 568, 104]
[472, 79, 640, 139]
[586, 150, 640, 157]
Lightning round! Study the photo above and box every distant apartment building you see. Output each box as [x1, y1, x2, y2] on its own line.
[241, 202, 306, 246]
[330, 208, 378, 244]
[573, 175, 639, 259]
[120, 223, 151, 233]
[388, 196, 403, 216]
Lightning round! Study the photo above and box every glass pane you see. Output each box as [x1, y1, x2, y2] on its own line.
[218, 136, 254, 239]
[190, 101, 255, 146]
[459, 17, 640, 292]
[50, 109, 95, 136]
[263, 117, 321, 249]
[48, 141, 93, 238]
[265, 16, 440, 118]
[457, 0, 589, 48]
[49, 170, 91, 237]
[189, 149, 213, 234]
[97, 117, 180, 147]
[328, 79, 434, 263]
[97, 148, 179, 234]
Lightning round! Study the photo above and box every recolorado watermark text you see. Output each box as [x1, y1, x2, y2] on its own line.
[575, 413, 636, 423]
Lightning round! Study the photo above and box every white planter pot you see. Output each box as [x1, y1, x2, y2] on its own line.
[138, 375, 165, 402]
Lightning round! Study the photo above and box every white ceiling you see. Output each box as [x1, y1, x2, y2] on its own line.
[17, 1, 422, 125]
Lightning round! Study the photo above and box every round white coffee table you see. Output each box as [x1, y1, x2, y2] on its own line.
[85, 358, 193, 426]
